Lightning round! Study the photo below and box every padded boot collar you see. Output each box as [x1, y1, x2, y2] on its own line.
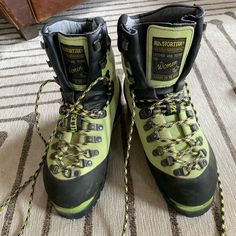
[42, 17, 111, 104]
[118, 4, 205, 99]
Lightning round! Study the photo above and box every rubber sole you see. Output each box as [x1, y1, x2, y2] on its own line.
[163, 190, 213, 217]
[146, 156, 214, 217]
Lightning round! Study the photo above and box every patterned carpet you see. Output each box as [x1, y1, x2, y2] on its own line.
[0, 0, 236, 235]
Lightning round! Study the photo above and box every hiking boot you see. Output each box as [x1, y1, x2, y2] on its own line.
[41, 17, 120, 218]
[118, 5, 217, 217]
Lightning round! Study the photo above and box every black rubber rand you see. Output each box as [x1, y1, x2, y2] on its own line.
[55, 161, 108, 219]
[146, 149, 217, 217]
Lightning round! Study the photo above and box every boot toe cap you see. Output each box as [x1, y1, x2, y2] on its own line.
[148, 149, 217, 208]
[43, 158, 108, 208]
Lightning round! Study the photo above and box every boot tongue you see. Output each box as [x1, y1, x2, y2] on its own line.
[146, 24, 194, 89]
[58, 33, 89, 91]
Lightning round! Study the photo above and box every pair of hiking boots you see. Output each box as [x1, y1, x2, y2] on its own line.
[40, 3, 219, 227]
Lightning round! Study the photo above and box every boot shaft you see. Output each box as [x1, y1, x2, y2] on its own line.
[118, 5, 205, 99]
[41, 17, 114, 107]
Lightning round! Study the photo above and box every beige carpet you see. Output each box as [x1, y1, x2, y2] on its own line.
[0, 0, 236, 235]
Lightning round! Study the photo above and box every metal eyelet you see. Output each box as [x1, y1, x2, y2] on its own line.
[92, 110, 106, 118]
[200, 148, 207, 157]
[70, 167, 80, 177]
[161, 156, 175, 167]
[78, 159, 93, 168]
[85, 136, 102, 143]
[191, 124, 199, 132]
[196, 136, 203, 145]
[88, 123, 103, 131]
[97, 136, 102, 142]
[87, 123, 95, 131]
[143, 119, 153, 131]
[173, 167, 191, 176]
[94, 150, 99, 156]
[85, 136, 93, 143]
[97, 124, 103, 131]
[63, 168, 72, 178]
[147, 132, 160, 143]
[85, 160, 93, 167]
[86, 149, 99, 158]
[73, 169, 80, 177]
[186, 109, 194, 118]
[49, 164, 59, 174]
[97, 110, 106, 118]
[198, 159, 208, 169]
[139, 108, 153, 119]
[152, 146, 164, 156]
